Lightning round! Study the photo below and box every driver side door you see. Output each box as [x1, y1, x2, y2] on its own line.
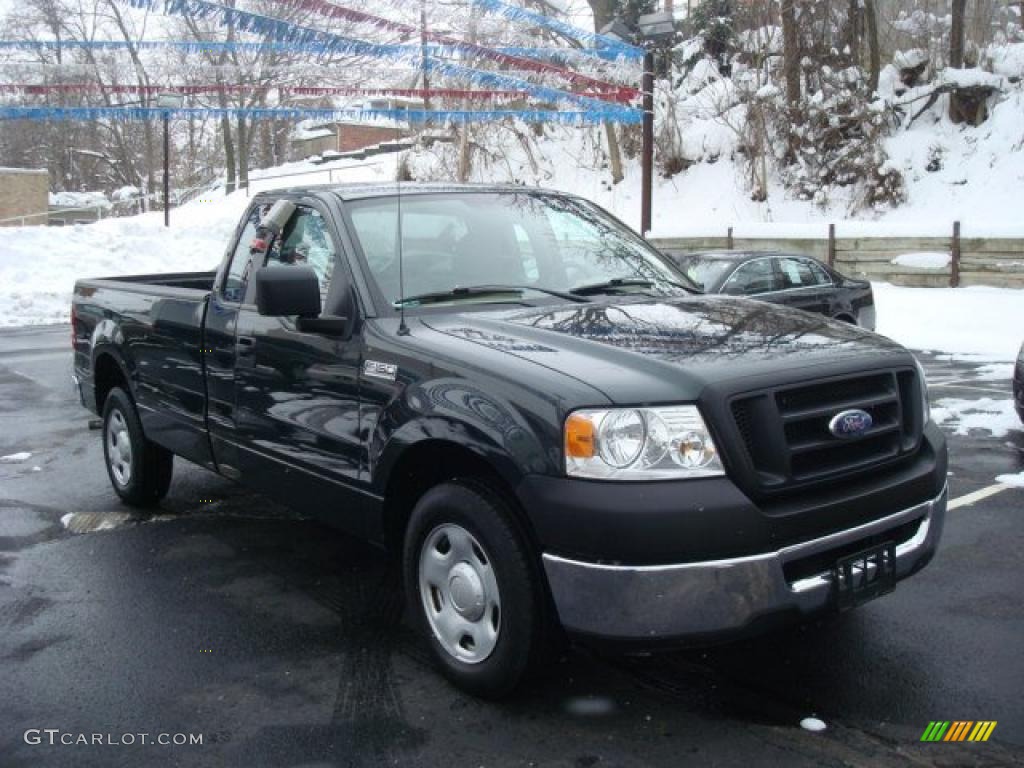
[232, 198, 373, 536]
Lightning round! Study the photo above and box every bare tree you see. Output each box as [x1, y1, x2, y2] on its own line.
[865, 0, 880, 93]
[950, 0, 967, 68]
[780, 0, 800, 105]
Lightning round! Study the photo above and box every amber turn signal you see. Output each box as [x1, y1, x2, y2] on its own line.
[565, 413, 596, 459]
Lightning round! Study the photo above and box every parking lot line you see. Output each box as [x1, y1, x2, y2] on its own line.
[948, 483, 1014, 511]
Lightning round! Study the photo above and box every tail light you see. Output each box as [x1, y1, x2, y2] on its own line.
[70, 304, 78, 347]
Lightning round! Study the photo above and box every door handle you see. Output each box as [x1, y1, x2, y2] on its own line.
[237, 336, 255, 356]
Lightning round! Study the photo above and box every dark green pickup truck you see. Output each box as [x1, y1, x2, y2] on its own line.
[72, 184, 948, 697]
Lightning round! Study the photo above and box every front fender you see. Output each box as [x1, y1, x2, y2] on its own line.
[368, 376, 558, 494]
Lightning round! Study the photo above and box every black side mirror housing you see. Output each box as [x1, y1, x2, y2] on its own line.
[255, 266, 321, 318]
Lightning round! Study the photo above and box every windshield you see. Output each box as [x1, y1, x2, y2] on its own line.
[346, 192, 695, 308]
[682, 258, 735, 291]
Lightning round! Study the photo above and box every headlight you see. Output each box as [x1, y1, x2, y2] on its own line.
[914, 358, 931, 425]
[565, 406, 725, 480]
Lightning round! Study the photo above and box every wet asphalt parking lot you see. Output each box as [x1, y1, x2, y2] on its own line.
[0, 324, 1021, 768]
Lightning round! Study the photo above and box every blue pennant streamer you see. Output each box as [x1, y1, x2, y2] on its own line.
[470, 0, 642, 60]
[424, 59, 638, 122]
[0, 39, 628, 63]
[110, 0, 636, 112]
[0, 105, 643, 125]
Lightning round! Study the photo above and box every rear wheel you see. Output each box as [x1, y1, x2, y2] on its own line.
[403, 480, 543, 698]
[102, 387, 173, 506]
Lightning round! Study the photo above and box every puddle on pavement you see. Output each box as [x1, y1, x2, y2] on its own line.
[60, 511, 173, 534]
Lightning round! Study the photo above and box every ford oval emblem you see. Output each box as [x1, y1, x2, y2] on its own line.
[829, 409, 873, 439]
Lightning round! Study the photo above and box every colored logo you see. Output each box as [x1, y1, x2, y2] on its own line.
[920, 721, 997, 742]
[828, 409, 873, 439]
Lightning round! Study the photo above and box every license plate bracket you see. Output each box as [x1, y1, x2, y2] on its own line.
[833, 542, 896, 611]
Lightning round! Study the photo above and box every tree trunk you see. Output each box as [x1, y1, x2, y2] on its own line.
[588, 0, 625, 185]
[237, 116, 249, 191]
[780, 0, 801, 106]
[950, 0, 966, 69]
[222, 115, 236, 194]
[864, 0, 880, 93]
[457, 4, 479, 182]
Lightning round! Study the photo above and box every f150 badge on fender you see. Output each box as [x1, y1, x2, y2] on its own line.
[829, 409, 874, 438]
[363, 360, 398, 382]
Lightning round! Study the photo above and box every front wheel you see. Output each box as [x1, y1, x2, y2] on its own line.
[403, 480, 544, 698]
[102, 387, 173, 506]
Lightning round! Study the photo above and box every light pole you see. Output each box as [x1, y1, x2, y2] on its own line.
[602, 12, 676, 236]
[157, 92, 184, 228]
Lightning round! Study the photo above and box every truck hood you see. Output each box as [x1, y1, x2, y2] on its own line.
[422, 295, 912, 404]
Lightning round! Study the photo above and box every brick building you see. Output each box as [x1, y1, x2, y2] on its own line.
[290, 98, 420, 160]
[0, 168, 49, 226]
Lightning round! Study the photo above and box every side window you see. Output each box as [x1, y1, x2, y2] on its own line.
[265, 206, 337, 298]
[223, 208, 259, 302]
[723, 260, 777, 295]
[778, 258, 825, 289]
[807, 260, 833, 286]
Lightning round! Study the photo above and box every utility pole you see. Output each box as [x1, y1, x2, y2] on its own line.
[420, 0, 431, 112]
[157, 92, 184, 227]
[163, 112, 170, 227]
[641, 49, 655, 236]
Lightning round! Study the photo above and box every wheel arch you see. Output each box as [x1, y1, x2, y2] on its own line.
[93, 348, 133, 413]
[377, 437, 541, 558]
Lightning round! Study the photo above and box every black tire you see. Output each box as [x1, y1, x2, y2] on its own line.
[101, 387, 173, 506]
[403, 479, 544, 699]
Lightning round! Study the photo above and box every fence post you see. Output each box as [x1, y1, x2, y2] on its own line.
[727, 226, 734, 250]
[951, 221, 961, 288]
[828, 223, 836, 267]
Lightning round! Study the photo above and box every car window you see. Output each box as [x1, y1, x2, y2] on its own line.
[223, 208, 259, 302]
[683, 258, 733, 291]
[723, 259, 778, 295]
[807, 260, 833, 286]
[778, 258, 828, 289]
[264, 206, 337, 297]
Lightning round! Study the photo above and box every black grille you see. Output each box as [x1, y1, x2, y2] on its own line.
[728, 369, 923, 493]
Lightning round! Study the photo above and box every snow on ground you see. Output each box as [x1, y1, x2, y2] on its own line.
[0, 451, 32, 462]
[873, 283, 1024, 363]
[931, 398, 1021, 438]
[0, 155, 399, 327]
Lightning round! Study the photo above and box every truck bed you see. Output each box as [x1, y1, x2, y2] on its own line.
[73, 270, 219, 470]
[76, 271, 217, 295]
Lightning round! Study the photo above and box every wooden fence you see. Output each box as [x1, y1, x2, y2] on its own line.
[652, 223, 1024, 289]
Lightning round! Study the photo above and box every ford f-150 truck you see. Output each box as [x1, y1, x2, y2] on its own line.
[72, 184, 948, 697]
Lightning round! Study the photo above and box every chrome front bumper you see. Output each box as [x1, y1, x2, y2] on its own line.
[542, 485, 947, 641]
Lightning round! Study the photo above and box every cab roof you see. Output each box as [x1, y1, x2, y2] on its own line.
[254, 182, 571, 202]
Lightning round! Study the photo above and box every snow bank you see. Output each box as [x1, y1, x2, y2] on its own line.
[0, 451, 32, 462]
[0, 155, 399, 327]
[873, 283, 1024, 363]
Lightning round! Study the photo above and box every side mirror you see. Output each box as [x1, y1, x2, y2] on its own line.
[255, 266, 321, 318]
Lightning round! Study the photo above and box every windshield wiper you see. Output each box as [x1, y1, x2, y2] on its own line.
[394, 284, 588, 308]
[570, 277, 699, 297]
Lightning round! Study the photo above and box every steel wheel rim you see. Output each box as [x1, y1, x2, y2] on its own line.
[418, 523, 501, 665]
[106, 409, 132, 487]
